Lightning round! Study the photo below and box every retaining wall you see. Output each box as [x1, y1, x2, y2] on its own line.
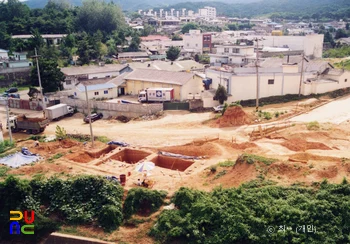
[60, 97, 163, 118]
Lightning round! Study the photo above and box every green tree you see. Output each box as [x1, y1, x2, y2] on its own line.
[166, 46, 180, 61]
[128, 34, 141, 52]
[0, 22, 12, 50]
[227, 24, 238, 30]
[172, 34, 183, 41]
[324, 31, 335, 47]
[181, 22, 199, 34]
[30, 58, 65, 93]
[346, 23, 349, 30]
[335, 29, 348, 39]
[214, 84, 228, 104]
[29, 28, 45, 51]
[76, 0, 124, 34]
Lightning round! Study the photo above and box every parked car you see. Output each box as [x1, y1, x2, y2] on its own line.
[83, 113, 103, 123]
[213, 105, 224, 112]
[6, 87, 18, 93]
[0, 93, 20, 99]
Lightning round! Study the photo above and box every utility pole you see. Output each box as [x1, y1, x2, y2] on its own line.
[298, 52, 309, 97]
[32, 48, 46, 114]
[255, 38, 260, 112]
[5, 98, 12, 143]
[84, 85, 94, 148]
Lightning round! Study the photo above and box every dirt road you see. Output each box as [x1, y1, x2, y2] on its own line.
[44, 111, 245, 147]
[291, 95, 350, 124]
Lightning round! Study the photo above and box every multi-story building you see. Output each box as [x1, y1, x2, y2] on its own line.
[183, 30, 212, 55]
[209, 45, 256, 66]
[198, 6, 216, 19]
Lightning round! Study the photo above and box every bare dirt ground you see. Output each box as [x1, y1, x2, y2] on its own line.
[1, 95, 350, 243]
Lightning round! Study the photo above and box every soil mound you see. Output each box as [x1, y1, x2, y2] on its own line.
[288, 153, 341, 163]
[216, 106, 251, 127]
[281, 138, 331, 151]
[158, 141, 220, 157]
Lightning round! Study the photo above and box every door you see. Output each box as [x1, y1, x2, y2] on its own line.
[120, 87, 125, 95]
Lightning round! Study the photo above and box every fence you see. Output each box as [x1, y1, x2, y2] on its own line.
[250, 121, 293, 141]
[8, 99, 42, 111]
[163, 102, 190, 110]
[60, 97, 163, 118]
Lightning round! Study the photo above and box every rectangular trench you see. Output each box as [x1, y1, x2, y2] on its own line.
[109, 149, 152, 164]
[150, 155, 194, 172]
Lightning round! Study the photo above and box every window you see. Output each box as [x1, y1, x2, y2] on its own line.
[105, 75, 111, 78]
[195, 44, 198, 47]
[345, 79, 348, 82]
[187, 43, 189, 47]
[232, 48, 239, 53]
[268, 79, 274, 85]
[104, 90, 108, 94]
[94, 91, 99, 95]
[224, 48, 229, 53]
[66, 80, 72, 85]
[203, 44, 209, 47]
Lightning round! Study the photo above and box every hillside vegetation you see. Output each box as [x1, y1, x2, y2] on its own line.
[151, 180, 350, 243]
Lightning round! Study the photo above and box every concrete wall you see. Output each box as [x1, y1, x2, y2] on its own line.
[74, 87, 118, 100]
[258, 35, 324, 58]
[60, 97, 163, 118]
[0, 67, 31, 85]
[180, 75, 203, 101]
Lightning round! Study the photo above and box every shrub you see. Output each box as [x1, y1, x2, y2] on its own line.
[263, 112, 272, 120]
[151, 183, 350, 243]
[274, 111, 280, 118]
[236, 153, 277, 165]
[214, 170, 227, 179]
[123, 188, 167, 219]
[210, 165, 217, 173]
[0, 140, 15, 154]
[218, 160, 235, 167]
[307, 121, 320, 130]
[55, 125, 67, 139]
[98, 205, 123, 231]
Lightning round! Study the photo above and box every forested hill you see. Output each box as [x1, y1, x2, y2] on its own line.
[168, 0, 350, 19]
[24, 0, 256, 11]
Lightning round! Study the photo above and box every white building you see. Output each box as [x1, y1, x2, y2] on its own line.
[61, 64, 131, 90]
[183, 30, 203, 54]
[209, 45, 256, 66]
[204, 57, 350, 106]
[0, 49, 8, 59]
[74, 82, 118, 100]
[199, 6, 216, 19]
[253, 34, 324, 58]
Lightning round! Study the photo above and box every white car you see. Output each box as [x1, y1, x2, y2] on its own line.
[213, 105, 224, 112]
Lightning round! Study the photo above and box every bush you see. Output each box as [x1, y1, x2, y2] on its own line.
[307, 121, 320, 130]
[218, 160, 235, 167]
[274, 111, 280, 118]
[210, 165, 217, 173]
[123, 188, 167, 219]
[236, 153, 277, 165]
[151, 183, 350, 243]
[98, 205, 123, 231]
[263, 111, 272, 120]
[0, 140, 15, 154]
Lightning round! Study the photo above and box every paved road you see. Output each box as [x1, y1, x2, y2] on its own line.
[290, 95, 350, 124]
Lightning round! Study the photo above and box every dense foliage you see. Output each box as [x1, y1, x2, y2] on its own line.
[214, 84, 228, 104]
[0, 175, 123, 242]
[323, 46, 350, 58]
[166, 46, 181, 61]
[169, 0, 350, 20]
[123, 188, 167, 219]
[150, 181, 350, 243]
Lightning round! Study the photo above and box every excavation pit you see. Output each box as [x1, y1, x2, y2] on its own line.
[109, 149, 151, 164]
[68, 146, 114, 163]
[150, 155, 194, 172]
